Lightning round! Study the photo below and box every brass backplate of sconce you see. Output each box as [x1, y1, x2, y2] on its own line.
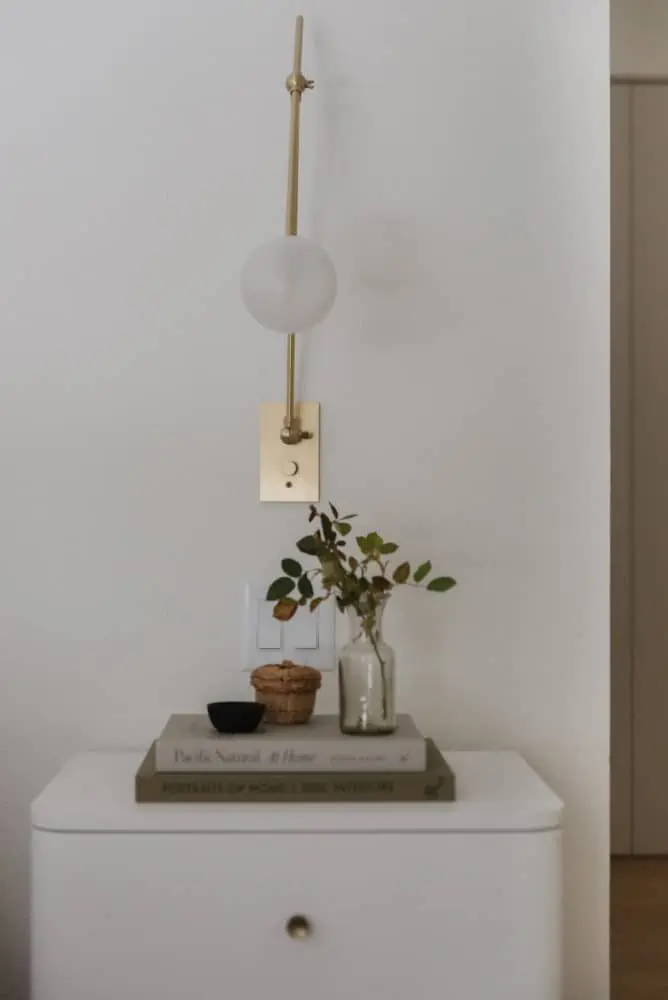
[260, 402, 320, 503]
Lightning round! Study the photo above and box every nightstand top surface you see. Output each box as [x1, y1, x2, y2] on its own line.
[31, 749, 563, 835]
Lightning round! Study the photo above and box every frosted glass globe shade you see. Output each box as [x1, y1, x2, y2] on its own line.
[241, 235, 337, 333]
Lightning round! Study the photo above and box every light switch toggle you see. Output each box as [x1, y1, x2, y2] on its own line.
[245, 583, 336, 670]
[257, 601, 282, 650]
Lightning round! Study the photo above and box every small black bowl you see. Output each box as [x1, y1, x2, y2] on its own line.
[207, 701, 265, 734]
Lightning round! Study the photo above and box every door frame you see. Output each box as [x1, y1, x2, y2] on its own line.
[610, 77, 668, 855]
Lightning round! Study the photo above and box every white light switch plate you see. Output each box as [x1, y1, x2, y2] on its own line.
[243, 584, 337, 671]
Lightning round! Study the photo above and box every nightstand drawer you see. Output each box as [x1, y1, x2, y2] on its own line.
[32, 829, 561, 1000]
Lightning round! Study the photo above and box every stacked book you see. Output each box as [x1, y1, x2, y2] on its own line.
[136, 714, 455, 803]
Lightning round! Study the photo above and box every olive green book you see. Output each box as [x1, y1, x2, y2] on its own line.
[135, 738, 455, 803]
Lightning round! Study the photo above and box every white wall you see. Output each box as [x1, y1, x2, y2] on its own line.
[0, 2, 609, 997]
[613, 0, 668, 75]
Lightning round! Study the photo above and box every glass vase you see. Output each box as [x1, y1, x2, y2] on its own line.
[338, 601, 396, 734]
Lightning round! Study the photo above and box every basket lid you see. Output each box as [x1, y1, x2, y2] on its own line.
[250, 660, 322, 691]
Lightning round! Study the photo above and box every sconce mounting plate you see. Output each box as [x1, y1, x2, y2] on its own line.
[260, 402, 320, 503]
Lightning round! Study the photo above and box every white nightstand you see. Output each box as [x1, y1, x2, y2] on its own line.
[30, 749, 563, 1000]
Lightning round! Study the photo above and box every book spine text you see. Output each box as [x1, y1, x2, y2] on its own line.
[154, 741, 426, 773]
[136, 773, 451, 803]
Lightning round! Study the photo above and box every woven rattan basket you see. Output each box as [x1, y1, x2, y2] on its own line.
[250, 660, 322, 725]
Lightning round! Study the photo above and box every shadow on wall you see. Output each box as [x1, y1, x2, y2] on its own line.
[345, 215, 458, 350]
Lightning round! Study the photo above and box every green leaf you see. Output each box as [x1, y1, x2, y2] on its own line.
[392, 562, 411, 584]
[308, 506, 318, 523]
[372, 576, 392, 592]
[366, 532, 383, 552]
[357, 535, 372, 556]
[329, 502, 340, 520]
[321, 513, 335, 543]
[266, 577, 296, 601]
[296, 534, 318, 556]
[281, 558, 303, 578]
[335, 522, 352, 536]
[414, 561, 432, 583]
[341, 513, 358, 520]
[273, 598, 298, 622]
[380, 542, 399, 554]
[427, 576, 457, 593]
[298, 575, 314, 599]
[348, 556, 359, 572]
[310, 596, 325, 612]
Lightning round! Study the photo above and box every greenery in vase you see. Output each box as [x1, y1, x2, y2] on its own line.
[266, 502, 457, 635]
[266, 503, 457, 723]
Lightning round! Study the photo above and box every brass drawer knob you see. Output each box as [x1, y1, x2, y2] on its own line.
[286, 914, 312, 940]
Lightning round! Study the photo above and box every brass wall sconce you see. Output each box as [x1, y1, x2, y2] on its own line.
[241, 15, 337, 503]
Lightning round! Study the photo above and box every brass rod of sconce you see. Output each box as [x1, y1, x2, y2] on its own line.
[285, 16, 304, 238]
[286, 333, 296, 430]
[281, 14, 313, 445]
